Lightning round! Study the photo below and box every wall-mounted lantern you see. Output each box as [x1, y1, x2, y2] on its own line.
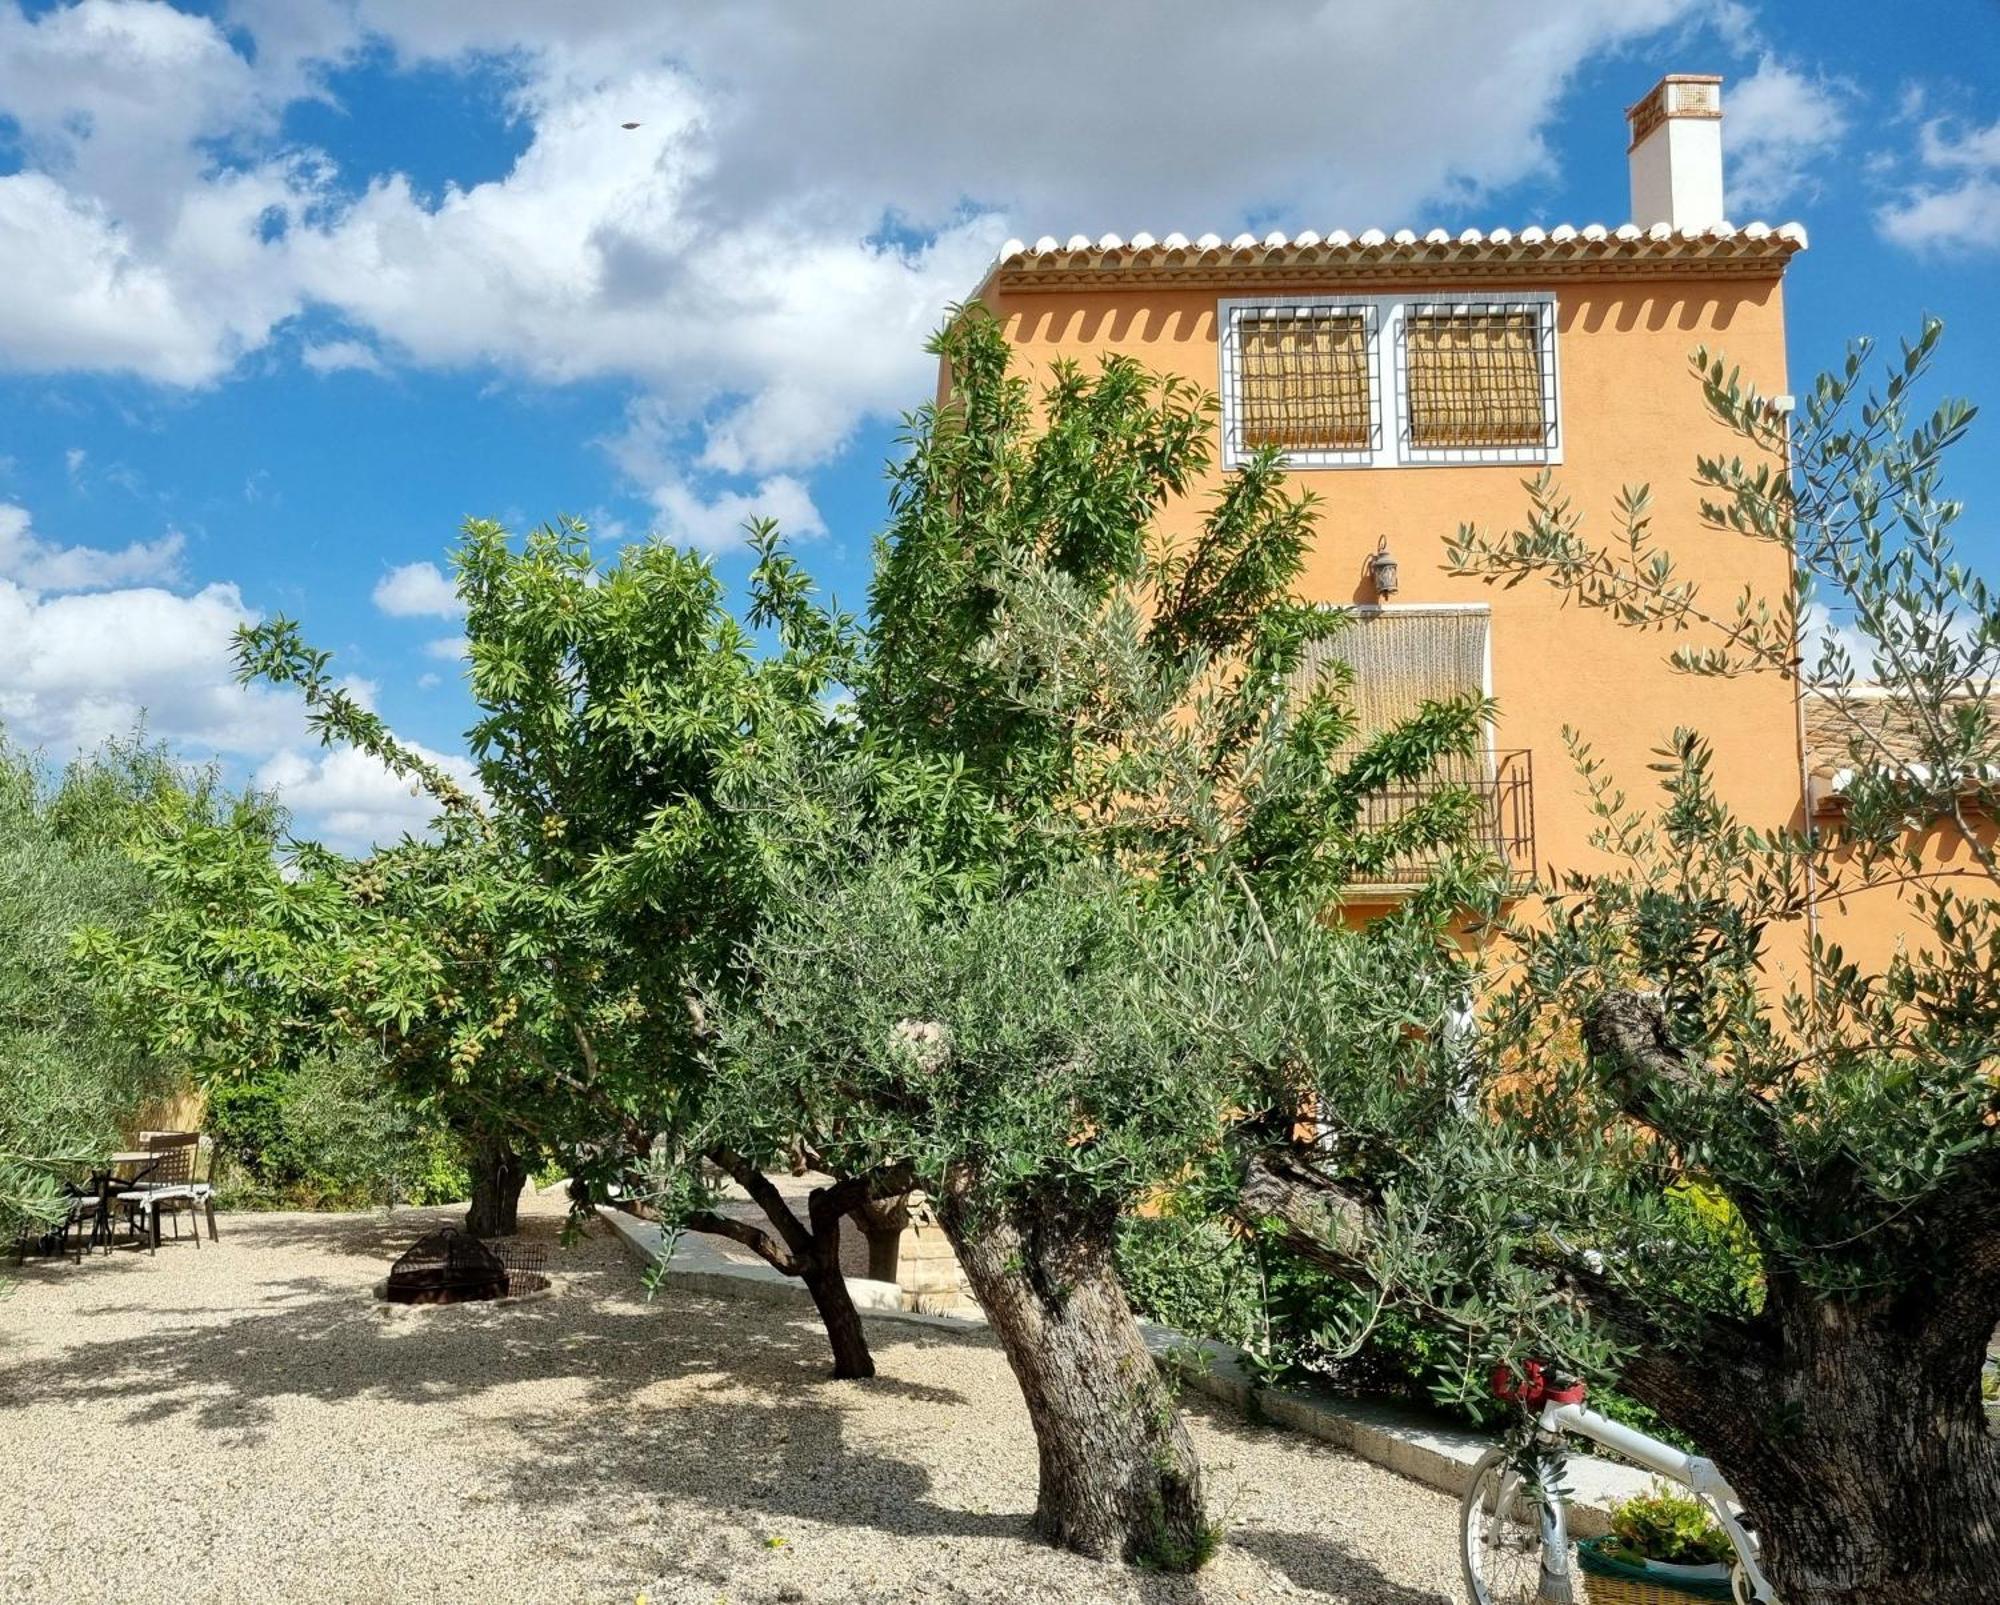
[1368, 535, 1400, 599]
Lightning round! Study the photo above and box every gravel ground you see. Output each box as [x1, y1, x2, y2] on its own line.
[0, 1189, 1463, 1605]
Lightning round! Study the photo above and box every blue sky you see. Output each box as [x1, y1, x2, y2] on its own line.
[0, 0, 1995, 849]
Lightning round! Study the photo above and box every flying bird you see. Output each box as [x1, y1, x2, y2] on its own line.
[621, 122, 641, 130]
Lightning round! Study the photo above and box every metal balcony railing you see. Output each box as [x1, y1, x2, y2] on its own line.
[1344, 748, 1536, 889]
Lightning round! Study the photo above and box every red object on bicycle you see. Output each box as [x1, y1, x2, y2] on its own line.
[1490, 1360, 1587, 1408]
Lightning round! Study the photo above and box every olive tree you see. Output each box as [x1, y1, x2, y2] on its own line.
[1231, 323, 2000, 1605]
[701, 309, 1490, 1566]
[2, 733, 256, 1254]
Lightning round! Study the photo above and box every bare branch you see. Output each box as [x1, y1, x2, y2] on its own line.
[1235, 1148, 1377, 1275]
[681, 1209, 800, 1275]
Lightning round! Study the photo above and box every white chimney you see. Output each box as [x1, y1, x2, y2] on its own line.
[1626, 74, 1724, 231]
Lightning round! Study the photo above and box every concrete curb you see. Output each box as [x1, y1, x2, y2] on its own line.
[595, 1203, 1645, 1535]
[597, 1203, 991, 1336]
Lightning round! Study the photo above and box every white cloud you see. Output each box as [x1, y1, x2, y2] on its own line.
[423, 634, 468, 661]
[645, 473, 825, 553]
[0, 0, 276, 217]
[279, 72, 995, 474]
[609, 398, 827, 549]
[1918, 116, 2000, 173]
[371, 559, 464, 618]
[0, 170, 284, 385]
[416, 671, 442, 690]
[0, 500, 184, 591]
[0, 573, 297, 758]
[64, 447, 86, 478]
[0, 490, 469, 855]
[1725, 56, 1850, 213]
[301, 339, 389, 377]
[333, 674, 380, 711]
[254, 741, 480, 855]
[1798, 601, 1878, 681]
[1878, 116, 2000, 252]
[0, 0, 1717, 482]
[316, 0, 1697, 230]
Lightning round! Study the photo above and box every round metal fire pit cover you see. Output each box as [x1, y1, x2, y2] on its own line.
[384, 1226, 509, 1305]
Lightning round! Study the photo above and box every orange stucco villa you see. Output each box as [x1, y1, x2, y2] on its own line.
[965, 73, 1941, 972]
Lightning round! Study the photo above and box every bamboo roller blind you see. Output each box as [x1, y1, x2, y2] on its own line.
[1403, 311, 1546, 448]
[1236, 314, 1373, 451]
[1297, 608, 1489, 750]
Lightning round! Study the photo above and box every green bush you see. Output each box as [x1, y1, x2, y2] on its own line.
[1, 733, 192, 1250]
[206, 1049, 468, 1210]
[1116, 1210, 1691, 1447]
[1115, 1213, 1264, 1347]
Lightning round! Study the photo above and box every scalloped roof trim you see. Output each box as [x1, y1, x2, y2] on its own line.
[988, 220, 1806, 279]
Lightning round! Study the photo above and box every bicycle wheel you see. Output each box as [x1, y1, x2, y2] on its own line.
[1461, 1447, 1571, 1605]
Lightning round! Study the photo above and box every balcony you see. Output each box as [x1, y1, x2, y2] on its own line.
[1345, 749, 1536, 890]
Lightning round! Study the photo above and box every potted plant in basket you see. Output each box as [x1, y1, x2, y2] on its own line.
[1577, 1483, 1735, 1603]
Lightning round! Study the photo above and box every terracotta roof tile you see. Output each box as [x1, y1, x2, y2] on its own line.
[1803, 689, 2000, 805]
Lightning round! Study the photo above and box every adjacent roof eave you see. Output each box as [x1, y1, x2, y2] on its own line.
[977, 221, 1807, 296]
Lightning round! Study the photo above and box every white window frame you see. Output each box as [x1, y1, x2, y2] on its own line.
[1219, 291, 1562, 471]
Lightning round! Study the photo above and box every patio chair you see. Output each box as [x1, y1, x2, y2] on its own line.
[140, 1130, 220, 1244]
[56, 1179, 113, 1261]
[11, 1176, 111, 1262]
[120, 1136, 208, 1253]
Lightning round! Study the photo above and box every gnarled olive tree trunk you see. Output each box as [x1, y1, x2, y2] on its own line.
[1623, 1287, 2000, 1605]
[1583, 991, 2000, 1605]
[936, 1184, 1211, 1569]
[852, 1192, 911, 1284]
[464, 1134, 528, 1237]
[1239, 1148, 2000, 1605]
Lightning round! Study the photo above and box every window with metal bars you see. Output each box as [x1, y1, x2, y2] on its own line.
[1218, 292, 1559, 470]
[1400, 306, 1554, 453]
[1234, 309, 1376, 455]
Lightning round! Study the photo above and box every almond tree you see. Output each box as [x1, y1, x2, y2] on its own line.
[98, 522, 905, 1377]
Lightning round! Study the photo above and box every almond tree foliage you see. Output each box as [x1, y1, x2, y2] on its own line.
[696, 309, 1493, 1569]
[1225, 324, 2000, 1605]
[89, 525, 910, 1372]
[1, 733, 261, 1257]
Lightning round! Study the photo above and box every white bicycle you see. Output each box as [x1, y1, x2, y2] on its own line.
[1460, 1362, 1776, 1605]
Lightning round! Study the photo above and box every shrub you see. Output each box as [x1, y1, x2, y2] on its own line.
[1116, 1210, 1693, 1447]
[206, 1050, 468, 1210]
[0, 732, 200, 1251]
[1115, 1215, 1263, 1349]
[1602, 1484, 1733, 1569]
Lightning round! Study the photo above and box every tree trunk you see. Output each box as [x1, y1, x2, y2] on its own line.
[802, 1174, 877, 1380]
[799, 1250, 876, 1380]
[936, 1187, 1212, 1569]
[464, 1136, 528, 1237]
[686, 1150, 880, 1380]
[1579, 991, 2000, 1603]
[852, 1193, 911, 1284]
[1633, 1291, 2000, 1605]
[1237, 1144, 2000, 1603]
